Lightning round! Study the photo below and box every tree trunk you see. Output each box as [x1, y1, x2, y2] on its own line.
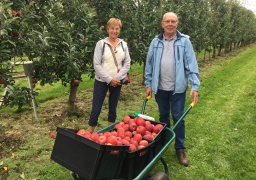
[212, 46, 216, 58]
[67, 84, 79, 116]
[0, 127, 5, 143]
[218, 45, 222, 56]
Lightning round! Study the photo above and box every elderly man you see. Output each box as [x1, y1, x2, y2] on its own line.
[144, 12, 200, 166]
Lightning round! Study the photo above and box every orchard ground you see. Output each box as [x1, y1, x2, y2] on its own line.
[0, 44, 256, 179]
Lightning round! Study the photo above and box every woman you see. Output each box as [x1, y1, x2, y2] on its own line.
[88, 18, 131, 132]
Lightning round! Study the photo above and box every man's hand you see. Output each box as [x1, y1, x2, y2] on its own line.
[146, 87, 152, 98]
[190, 90, 198, 105]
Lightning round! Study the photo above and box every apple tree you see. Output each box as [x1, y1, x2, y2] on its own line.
[1, 0, 103, 113]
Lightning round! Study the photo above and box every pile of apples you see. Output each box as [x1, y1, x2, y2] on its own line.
[76, 115, 164, 152]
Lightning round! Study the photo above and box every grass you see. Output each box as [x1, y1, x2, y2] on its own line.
[0, 44, 256, 179]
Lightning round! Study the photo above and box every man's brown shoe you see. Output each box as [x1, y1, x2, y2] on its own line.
[177, 151, 189, 166]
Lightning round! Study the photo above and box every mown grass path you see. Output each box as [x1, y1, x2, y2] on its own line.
[164, 46, 256, 180]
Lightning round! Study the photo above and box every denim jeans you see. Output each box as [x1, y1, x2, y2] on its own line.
[155, 90, 186, 152]
[89, 80, 121, 126]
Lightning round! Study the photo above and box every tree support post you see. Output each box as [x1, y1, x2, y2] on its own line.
[23, 61, 38, 120]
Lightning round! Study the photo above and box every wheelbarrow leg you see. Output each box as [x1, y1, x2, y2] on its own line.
[160, 157, 169, 176]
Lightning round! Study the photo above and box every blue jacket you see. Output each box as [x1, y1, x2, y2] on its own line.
[144, 30, 200, 94]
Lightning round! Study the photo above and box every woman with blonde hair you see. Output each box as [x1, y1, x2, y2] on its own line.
[88, 18, 131, 132]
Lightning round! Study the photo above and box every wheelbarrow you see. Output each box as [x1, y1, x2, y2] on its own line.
[70, 97, 195, 180]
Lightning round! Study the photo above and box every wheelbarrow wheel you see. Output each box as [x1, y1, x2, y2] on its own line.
[149, 171, 169, 180]
[70, 171, 79, 180]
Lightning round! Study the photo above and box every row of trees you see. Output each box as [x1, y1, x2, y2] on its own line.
[0, 0, 256, 111]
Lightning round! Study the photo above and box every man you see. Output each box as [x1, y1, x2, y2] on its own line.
[144, 12, 200, 166]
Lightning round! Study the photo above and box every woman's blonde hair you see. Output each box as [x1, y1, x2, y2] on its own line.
[107, 18, 122, 29]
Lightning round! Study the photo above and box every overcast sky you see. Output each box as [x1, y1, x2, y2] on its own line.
[240, 0, 256, 14]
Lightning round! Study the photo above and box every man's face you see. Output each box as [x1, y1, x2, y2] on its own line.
[161, 14, 178, 38]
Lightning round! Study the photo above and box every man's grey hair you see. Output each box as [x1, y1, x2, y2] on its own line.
[162, 12, 179, 22]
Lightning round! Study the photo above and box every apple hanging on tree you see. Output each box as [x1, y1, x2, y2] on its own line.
[31, 78, 37, 84]
[0, 78, 5, 84]
[73, 79, 79, 85]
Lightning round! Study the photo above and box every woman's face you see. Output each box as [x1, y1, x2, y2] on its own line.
[107, 24, 121, 39]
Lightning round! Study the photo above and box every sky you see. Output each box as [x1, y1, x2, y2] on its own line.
[240, 0, 256, 14]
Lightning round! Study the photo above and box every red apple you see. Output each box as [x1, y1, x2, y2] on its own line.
[143, 134, 153, 141]
[119, 122, 125, 127]
[136, 125, 146, 136]
[83, 132, 91, 139]
[133, 134, 142, 143]
[106, 135, 117, 145]
[114, 123, 121, 129]
[129, 144, 137, 152]
[156, 124, 164, 130]
[98, 135, 107, 144]
[117, 127, 125, 138]
[104, 131, 112, 138]
[151, 132, 157, 138]
[153, 124, 164, 134]
[145, 131, 151, 135]
[16, 11, 22, 16]
[50, 132, 55, 138]
[123, 124, 129, 131]
[12, 10, 17, 15]
[0, 78, 5, 84]
[12, 31, 19, 37]
[117, 140, 123, 146]
[145, 123, 153, 132]
[73, 79, 79, 85]
[90, 133, 99, 142]
[145, 121, 151, 125]
[123, 136, 131, 142]
[123, 115, 131, 124]
[130, 139, 139, 147]
[124, 131, 132, 138]
[138, 145, 145, 149]
[31, 78, 37, 84]
[139, 140, 149, 146]
[129, 122, 137, 131]
[111, 131, 117, 136]
[136, 117, 145, 126]
[121, 139, 130, 146]
[77, 129, 87, 136]
[129, 118, 136, 124]
[132, 131, 137, 135]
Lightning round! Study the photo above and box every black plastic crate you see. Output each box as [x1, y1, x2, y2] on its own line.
[119, 141, 154, 180]
[51, 127, 128, 180]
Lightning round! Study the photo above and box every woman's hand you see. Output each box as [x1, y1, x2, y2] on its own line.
[110, 78, 121, 87]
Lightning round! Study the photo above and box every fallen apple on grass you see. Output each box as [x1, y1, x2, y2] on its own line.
[50, 133, 55, 138]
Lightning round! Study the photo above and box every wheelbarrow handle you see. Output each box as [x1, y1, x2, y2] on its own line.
[172, 102, 195, 131]
[141, 96, 151, 114]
